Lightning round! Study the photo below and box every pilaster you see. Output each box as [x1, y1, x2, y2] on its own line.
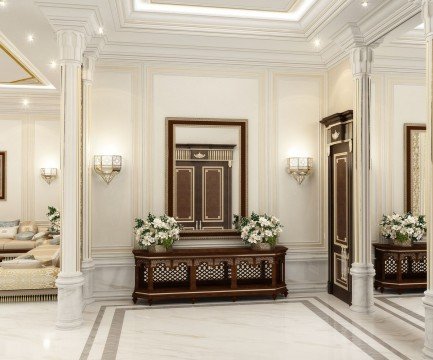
[81, 54, 96, 305]
[422, 0, 433, 357]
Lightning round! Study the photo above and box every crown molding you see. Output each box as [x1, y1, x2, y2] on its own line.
[0, 90, 60, 116]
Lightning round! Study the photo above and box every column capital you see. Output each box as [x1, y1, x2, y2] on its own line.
[350, 46, 374, 77]
[421, 0, 433, 40]
[83, 55, 97, 83]
[57, 30, 86, 64]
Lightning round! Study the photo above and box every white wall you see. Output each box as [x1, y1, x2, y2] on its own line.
[370, 75, 426, 239]
[0, 116, 60, 224]
[327, 59, 353, 115]
[90, 64, 327, 299]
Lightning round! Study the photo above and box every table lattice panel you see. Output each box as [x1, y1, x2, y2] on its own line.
[384, 255, 398, 275]
[153, 263, 189, 283]
[196, 262, 227, 281]
[237, 261, 272, 280]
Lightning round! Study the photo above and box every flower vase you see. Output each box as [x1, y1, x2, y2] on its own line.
[251, 243, 274, 251]
[148, 244, 168, 253]
[392, 238, 412, 247]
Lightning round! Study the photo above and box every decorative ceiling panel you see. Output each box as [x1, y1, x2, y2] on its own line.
[0, 44, 41, 85]
[149, 0, 297, 12]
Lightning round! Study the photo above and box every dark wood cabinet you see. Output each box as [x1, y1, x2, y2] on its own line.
[373, 243, 427, 293]
[132, 246, 288, 305]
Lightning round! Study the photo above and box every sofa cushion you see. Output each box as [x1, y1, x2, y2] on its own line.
[0, 226, 19, 239]
[18, 221, 38, 234]
[0, 238, 13, 250]
[0, 220, 20, 227]
[1, 259, 42, 269]
[24, 245, 60, 267]
[3, 240, 36, 251]
[15, 231, 35, 241]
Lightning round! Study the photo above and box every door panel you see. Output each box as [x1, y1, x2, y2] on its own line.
[175, 166, 195, 229]
[328, 142, 352, 304]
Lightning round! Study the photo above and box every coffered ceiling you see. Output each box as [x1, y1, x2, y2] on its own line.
[148, 0, 298, 12]
[0, 44, 41, 85]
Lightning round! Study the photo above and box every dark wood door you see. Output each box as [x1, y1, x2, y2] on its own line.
[328, 141, 353, 304]
[175, 161, 232, 230]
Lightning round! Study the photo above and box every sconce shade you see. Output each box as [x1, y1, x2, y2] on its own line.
[287, 157, 313, 185]
[94, 155, 122, 184]
[40, 168, 57, 185]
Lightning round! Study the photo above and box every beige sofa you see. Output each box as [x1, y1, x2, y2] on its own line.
[0, 221, 50, 255]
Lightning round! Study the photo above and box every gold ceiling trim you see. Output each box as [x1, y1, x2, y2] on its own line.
[0, 43, 42, 85]
[149, 0, 297, 13]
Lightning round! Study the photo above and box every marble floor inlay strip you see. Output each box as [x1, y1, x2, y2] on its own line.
[97, 299, 386, 360]
[80, 306, 107, 360]
[374, 303, 424, 331]
[376, 297, 425, 322]
[314, 297, 411, 360]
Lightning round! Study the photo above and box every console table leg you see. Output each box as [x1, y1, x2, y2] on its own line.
[148, 298, 153, 306]
[191, 298, 195, 304]
[272, 293, 277, 300]
[232, 296, 237, 302]
[133, 295, 137, 304]
[284, 289, 288, 298]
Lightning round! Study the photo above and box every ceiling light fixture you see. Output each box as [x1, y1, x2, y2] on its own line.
[361, 1, 368, 7]
[98, 27, 104, 35]
[27, 33, 35, 43]
[0, 1, 7, 8]
[313, 38, 321, 48]
[49, 60, 57, 69]
[22, 99, 29, 108]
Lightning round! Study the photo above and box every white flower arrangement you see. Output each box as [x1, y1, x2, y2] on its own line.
[46, 206, 60, 233]
[380, 212, 426, 244]
[134, 213, 182, 249]
[234, 212, 283, 246]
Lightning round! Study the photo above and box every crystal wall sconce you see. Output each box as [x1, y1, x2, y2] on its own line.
[287, 157, 313, 185]
[93, 155, 122, 184]
[40, 168, 57, 185]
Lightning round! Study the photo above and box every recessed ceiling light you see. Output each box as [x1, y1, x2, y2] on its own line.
[49, 60, 57, 69]
[98, 27, 104, 35]
[313, 38, 321, 48]
[0, 1, 7, 8]
[27, 33, 35, 43]
[22, 99, 29, 108]
[361, 1, 368, 7]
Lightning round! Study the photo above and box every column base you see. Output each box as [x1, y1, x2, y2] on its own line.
[55, 272, 84, 330]
[81, 258, 95, 305]
[423, 291, 433, 359]
[350, 262, 375, 314]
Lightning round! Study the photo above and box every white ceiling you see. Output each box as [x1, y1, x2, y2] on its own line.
[0, 0, 58, 89]
[0, 45, 40, 84]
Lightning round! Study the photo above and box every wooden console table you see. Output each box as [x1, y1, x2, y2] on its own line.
[373, 243, 427, 293]
[132, 246, 288, 305]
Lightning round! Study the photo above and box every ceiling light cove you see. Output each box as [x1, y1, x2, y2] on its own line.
[133, 0, 317, 21]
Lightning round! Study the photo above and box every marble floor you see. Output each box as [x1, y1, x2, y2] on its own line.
[0, 293, 426, 360]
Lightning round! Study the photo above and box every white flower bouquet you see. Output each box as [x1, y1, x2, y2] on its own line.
[134, 213, 182, 250]
[46, 206, 60, 234]
[234, 212, 283, 248]
[380, 212, 426, 246]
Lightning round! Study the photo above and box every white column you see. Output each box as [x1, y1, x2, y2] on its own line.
[349, 45, 375, 314]
[56, 30, 86, 330]
[422, 1, 433, 357]
[81, 55, 96, 305]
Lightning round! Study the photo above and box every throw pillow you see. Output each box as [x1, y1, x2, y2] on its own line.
[32, 231, 48, 241]
[18, 221, 38, 234]
[15, 231, 35, 241]
[0, 226, 19, 239]
[0, 220, 20, 227]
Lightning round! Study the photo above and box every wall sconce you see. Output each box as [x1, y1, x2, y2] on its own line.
[93, 155, 122, 184]
[287, 157, 313, 185]
[40, 168, 57, 185]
